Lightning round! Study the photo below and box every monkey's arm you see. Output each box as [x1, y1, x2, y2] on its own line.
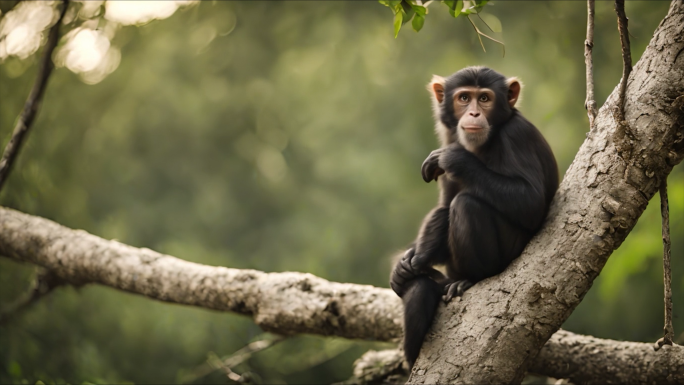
[436, 146, 546, 231]
[390, 248, 446, 297]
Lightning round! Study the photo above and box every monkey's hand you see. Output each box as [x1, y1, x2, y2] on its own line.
[437, 146, 481, 178]
[390, 248, 425, 297]
[421, 148, 445, 183]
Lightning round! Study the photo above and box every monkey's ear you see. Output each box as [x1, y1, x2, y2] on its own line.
[506, 77, 523, 108]
[428, 75, 446, 104]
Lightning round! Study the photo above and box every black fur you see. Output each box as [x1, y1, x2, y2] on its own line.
[401, 275, 442, 368]
[390, 67, 559, 368]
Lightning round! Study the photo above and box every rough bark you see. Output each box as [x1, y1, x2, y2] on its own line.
[1, 207, 683, 384]
[0, 207, 401, 341]
[346, 329, 684, 385]
[529, 330, 684, 385]
[407, 1, 684, 383]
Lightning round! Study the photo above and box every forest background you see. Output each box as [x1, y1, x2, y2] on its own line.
[0, 1, 681, 384]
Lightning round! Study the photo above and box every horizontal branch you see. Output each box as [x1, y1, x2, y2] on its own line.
[1, 206, 682, 384]
[0, 207, 400, 341]
[530, 330, 684, 384]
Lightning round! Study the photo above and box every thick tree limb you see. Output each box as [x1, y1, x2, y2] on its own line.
[1, 207, 683, 384]
[529, 330, 684, 385]
[0, 206, 403, 342]
[407, 1, 684, 383]
[0, 0, 69, 193]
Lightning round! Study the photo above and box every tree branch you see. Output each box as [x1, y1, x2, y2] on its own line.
[0, 267, 66, 325]
[0, 206, 682, 384]
[0, 0, 69, 193]
[407, 1, 684, 382]
[584, 0, 597, 128]
[180, 334, 286, 384]
[0, 206, 402, 341]
[614, 0, 632, 123]
[344, 328, 684, 385]
[530, 329, 683, 385]
[656, 179, 674, 348]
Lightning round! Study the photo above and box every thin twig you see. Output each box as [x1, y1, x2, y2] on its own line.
[614, 0, 632, 123]
[466, 15, 505, 57]
[476, 13, 494, 33]
[0, 0, 69, 193]
[655, 179, 674, 349]
[584, 0, 597, 129]
[208, 352, 244, 382]
[277, 341, 353, 376]
[0, 268, 66, 325]
[180, 335, 286, 383]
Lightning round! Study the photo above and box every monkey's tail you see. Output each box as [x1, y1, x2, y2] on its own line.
[402, 275, 442, 369]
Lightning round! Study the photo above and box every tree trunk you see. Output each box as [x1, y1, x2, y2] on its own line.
[408, 1, 684, 383]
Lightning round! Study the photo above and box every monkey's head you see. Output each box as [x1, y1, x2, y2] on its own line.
[428, 66, 521, 151]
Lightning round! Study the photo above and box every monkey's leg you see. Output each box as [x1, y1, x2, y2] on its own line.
[444, 193, 511, 301]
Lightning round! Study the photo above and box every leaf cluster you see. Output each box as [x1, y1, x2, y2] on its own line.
[378, 0, 488, 37]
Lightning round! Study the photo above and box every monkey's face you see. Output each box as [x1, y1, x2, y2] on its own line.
[428, 67, 522, 151]
[452, 86, 495, 151]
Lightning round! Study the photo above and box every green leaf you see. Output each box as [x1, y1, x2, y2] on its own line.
[412, 14, 425, 32]
[400, 1, 415, 25]
[388, 0, 402, 7]
[402, 8, 415, 25]
[472, 1, 489, 13]
[393, 10, 403, 38]
[451, 0, 463, 18]
[411, 4, 427, 16]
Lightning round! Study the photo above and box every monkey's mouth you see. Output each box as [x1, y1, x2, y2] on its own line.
[462, 126, 484, 133]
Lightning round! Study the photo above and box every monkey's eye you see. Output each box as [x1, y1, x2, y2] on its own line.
[459, 94, 469, 102]
[479, 94, 489, 102]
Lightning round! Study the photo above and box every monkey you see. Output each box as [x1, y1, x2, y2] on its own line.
[390, 66, 559, 369]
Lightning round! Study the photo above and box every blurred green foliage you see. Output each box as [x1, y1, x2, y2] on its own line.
[0, 1, 681, 384]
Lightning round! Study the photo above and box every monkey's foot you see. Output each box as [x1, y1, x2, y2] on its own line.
[442, 279, 473, 302]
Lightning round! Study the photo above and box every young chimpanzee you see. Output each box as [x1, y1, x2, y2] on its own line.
[390, 67, 559, 368]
